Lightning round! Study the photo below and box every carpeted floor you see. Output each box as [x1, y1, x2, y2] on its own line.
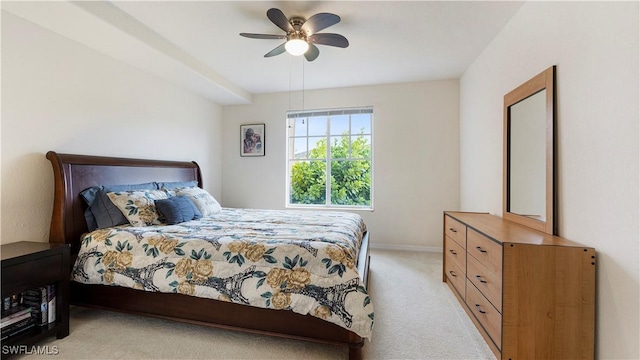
[15, 249, 494, 360]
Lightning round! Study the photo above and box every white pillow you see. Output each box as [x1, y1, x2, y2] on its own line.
[168, 187, 221, 217]
[107, 189, 168, 227]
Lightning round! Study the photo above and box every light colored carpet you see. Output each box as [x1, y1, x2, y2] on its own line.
[16, 249, 494, 360]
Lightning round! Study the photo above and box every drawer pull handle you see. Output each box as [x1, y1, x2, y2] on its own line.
[475, 304, 486, 314]
[449, 228, 457, 233]
[448, 270, 457, 277]
[475, 275, 487, 283]
[476, 246, 487, 253]
[449, 249, 457, 255]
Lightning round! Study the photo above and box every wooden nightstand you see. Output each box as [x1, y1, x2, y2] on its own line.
[1, 242, 70, 357]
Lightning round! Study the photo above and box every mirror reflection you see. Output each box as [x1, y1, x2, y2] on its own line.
[508, 90, 546, 221]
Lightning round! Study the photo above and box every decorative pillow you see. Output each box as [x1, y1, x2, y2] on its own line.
[155, 196, 202, 225]
[106, 189, 168, 227]
[81, 186, 106, 231]
[167, 187, 221, 217]
[156, 180, 198, 190]
[81, 182, 157, 230]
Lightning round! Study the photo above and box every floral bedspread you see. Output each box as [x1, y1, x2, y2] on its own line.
[73, 208, 374, 338]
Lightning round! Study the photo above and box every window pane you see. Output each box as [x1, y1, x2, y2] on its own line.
[350, 135, 371, 158]
[330, 160, 371, 206]
[330, 136, 350, 159]
[290, 160, 326, 205]
[351, 114, 371, 134]
[308, 137, 326, 159]
[292, 138, 307, 159]
[287, 108, 373, 209]
[330, 115, 349, 135]
[308, 116, 327, 136]
[294, 118, 307, 136]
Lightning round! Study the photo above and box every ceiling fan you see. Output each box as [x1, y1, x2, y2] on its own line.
[240, 8, 349, 62]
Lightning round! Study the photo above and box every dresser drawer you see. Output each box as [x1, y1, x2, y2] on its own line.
[1, 253, 63, 292]
[467, 253, 502, 312]
[444, 257, 466, 298]
[445, 216, 466, 249]
[466, 279, 502, 350]
[445, 236, 466, 274]
[467, 229, 502, 274]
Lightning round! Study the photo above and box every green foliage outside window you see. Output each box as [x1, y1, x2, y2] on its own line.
[290, 134, 371, 206]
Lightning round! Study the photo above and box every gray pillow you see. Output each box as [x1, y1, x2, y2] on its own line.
[80, 187, 101, 231]
[156, 180, 199, 189]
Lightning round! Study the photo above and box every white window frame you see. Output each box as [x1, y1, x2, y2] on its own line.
[285, 107, 374, 210]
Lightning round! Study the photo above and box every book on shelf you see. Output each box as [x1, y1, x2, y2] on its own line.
[47, 284, 56, 324]
[0, 306, 33, 328]
[1, 304, 31, 319]
[22, 286, 48, 326]
[0, 317, 36, 341]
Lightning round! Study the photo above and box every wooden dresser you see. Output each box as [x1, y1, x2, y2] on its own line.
[443, 211, 595, 359]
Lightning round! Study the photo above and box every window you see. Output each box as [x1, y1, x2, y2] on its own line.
[286, 107, 373, 209]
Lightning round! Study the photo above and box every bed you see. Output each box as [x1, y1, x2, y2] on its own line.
[46, 151, 372, 359]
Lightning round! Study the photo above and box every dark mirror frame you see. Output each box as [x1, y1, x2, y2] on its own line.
[503, 66, 557, 235]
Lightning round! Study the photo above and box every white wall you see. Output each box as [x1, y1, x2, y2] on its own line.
[222, 81, 460, 250]
[460, 2, 639, 359]
[1, 12, 223, 244]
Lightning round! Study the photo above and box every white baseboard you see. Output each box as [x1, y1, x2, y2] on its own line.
[370, 243, 442, 253]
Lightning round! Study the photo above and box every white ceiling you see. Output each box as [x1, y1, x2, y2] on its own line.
[3, 1, 524, 105]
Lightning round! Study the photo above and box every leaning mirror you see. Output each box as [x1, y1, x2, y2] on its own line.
[503, 66, 556, 235]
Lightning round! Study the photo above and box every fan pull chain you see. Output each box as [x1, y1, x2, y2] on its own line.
[288, 54, 292, 111]
[300, 58, 305, 124]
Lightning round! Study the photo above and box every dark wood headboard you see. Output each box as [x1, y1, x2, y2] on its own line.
[46, 151, 202, 254]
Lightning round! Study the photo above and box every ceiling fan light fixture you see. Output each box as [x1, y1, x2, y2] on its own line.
[241, 8, 347, 61]
[285, 38, 309, 56]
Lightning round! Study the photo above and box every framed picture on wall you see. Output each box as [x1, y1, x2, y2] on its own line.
[240, 124, 265, 157]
